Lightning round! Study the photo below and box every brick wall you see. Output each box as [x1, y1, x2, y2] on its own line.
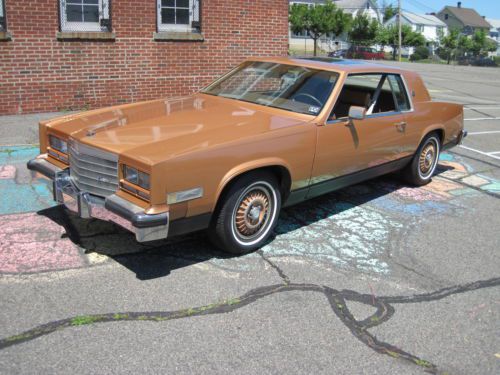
[0, 0, 289, 115]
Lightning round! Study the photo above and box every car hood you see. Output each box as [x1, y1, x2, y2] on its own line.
[44, 94, 313, 165]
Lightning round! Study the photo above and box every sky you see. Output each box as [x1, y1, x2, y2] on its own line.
[388, 0, 500, 20]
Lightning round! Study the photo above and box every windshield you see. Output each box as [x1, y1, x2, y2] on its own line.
[201, 61, 339, 115]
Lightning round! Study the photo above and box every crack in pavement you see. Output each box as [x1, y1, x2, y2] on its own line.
[1, 277, 498, 374]
[257, 250, 290, 285]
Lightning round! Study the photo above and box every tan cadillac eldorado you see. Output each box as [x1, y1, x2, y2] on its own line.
[28, 57, 466, 254]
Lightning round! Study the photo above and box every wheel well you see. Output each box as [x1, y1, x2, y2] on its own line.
[430, 129, 444, 146]
[215, 166, 292, 213]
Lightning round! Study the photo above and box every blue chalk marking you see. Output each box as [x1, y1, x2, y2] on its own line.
[439, 153, 454, 161]
[0, 145, 55, 215]
[0, 145, 40, 164]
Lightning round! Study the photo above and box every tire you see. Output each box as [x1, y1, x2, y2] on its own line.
[402, 133, 441, 186]
[209, 171, 282, 255]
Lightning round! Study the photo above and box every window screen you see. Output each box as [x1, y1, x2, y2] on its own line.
[60, 0, 110, 32]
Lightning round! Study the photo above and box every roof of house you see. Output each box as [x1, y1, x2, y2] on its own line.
[400, 11, 447, 27]
[439, 6, 491, 28]
[486, 18, 500, 30]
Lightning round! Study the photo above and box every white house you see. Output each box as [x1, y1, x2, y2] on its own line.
[385, 11, 447, 44]
[486, 18, 500, 56]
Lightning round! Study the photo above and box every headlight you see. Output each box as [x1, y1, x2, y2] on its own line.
[123, 165, 150, 191]
[49, 135, 68, 154]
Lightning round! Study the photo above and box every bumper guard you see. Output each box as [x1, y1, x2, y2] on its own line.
[28, 158, 169, 242]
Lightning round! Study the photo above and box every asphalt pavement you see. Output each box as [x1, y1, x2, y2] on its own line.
[0, 61, 499, 375]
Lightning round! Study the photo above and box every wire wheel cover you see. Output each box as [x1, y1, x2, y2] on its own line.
[419, 142, 436, 176]
[235, 188, 271, 238]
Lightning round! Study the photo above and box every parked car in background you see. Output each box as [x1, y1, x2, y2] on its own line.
[346, 46, 385, 60]
[28, 57, 466, 255]
[458, 56, 498, 67]
[328, 49, 348, 58]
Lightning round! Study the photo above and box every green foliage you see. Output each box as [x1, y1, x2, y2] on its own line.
[289, 0, 351, 56]
[348, 14, 379, 46]
[383, 5, 397, 23]
[376, 25, 426, 60]
[410, 46, 430, 61]
[438, 28, 460, 64]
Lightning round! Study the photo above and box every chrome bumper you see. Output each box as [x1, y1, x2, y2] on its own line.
[27, 158, 169, 242]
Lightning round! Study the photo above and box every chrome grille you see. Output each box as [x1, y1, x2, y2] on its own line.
[69, 140, 119, 197]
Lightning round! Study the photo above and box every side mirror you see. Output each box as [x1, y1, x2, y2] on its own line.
[348, 106, 366, 120]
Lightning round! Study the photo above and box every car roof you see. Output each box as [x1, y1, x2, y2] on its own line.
[247, 56, 409, 75]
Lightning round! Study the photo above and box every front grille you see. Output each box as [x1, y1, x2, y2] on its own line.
[69, 140, 119, 197]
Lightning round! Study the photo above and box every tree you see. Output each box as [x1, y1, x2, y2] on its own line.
[377, 25, 426, 60]
[439, 28, 460, 64]
[348, 14, 379, 46]
[382, 4, 397, 23]
[289, 0, 351, 56]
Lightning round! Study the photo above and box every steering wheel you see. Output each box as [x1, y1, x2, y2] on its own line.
[293, 93, 323, 107]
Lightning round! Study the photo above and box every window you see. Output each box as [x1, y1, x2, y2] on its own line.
[59, 0, 111, 32]
[157, 0, 200, 32]
[445, 13, 449, 20]
[387, 75, 411, 111]
[416, 24, 424, 32]
[202, 61, 339, 115]
[0, 0, 6, 31]
[330, 74, 411, 120]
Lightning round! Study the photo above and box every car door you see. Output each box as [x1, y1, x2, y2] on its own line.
[307, 73, 408, 198]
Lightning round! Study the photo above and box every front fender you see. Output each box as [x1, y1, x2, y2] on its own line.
[214, 157, 293, 210]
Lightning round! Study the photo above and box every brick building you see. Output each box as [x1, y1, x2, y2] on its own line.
[0, 0, 289, 115]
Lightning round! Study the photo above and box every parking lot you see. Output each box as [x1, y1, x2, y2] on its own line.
[0, 62, 499, 375]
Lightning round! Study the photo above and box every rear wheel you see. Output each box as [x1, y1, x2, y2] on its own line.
[209, 172, 281, 255]
[402, 133, 440, 186]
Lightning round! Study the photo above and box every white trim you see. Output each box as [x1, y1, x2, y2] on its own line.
[157, 0, 196, 33]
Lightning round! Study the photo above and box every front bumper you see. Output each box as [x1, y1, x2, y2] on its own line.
[27, 157, 169, 242]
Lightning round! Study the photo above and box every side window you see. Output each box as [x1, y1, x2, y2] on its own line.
[60, 0, 111, 32]
[387, 75, 411, 111]
[330, 74, 383, 120]
[372, 76, 397, 113]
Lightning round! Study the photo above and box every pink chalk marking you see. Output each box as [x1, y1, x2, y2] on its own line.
[0, 165, 16, 179]
[0, 212, 85, 274]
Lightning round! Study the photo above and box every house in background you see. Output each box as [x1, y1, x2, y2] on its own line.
[385, 11, 446, 44]
[385, 11, 447, 55]
[437, 2, 491, 35]
[486, 18, 500, 56]
[289, 0, 382, 53]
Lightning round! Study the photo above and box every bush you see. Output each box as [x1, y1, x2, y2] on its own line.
[410, 46, 430, 61]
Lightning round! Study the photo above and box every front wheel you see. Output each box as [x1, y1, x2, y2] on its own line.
[209, 172, 281, 255]
[402, 133, 441, 186]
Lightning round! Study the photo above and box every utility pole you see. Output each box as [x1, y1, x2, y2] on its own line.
[398, 0, 402, 61]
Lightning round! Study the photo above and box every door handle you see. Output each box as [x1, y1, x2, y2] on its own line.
[395, 121, 407, 132]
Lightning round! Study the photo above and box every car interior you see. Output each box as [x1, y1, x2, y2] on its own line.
[330, 74, 398, 120]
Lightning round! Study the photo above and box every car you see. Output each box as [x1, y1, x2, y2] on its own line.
[328, 49, 347, 58]
[28, 57, 466, 255]
[346, 46, 385, 60]
[458, 56, 497, 67]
